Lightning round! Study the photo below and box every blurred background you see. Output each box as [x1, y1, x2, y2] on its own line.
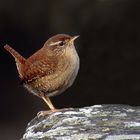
[1, 0, 140, 139]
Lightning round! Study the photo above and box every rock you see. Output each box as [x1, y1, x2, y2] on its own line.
[21, 105, 140, 140]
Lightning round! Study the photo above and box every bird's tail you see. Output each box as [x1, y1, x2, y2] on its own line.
[4, 44, 26, 78]
[4, 44, 26, 63]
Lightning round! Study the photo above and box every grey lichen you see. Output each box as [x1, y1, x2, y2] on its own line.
[21, 105, 140, 140]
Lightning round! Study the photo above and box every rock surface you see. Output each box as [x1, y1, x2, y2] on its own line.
[21, 105, 140, 140]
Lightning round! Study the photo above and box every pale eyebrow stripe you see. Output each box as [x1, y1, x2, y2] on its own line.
[50, 41, 62, 46]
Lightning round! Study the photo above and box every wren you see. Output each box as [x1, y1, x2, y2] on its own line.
[4, 34, 79, 116]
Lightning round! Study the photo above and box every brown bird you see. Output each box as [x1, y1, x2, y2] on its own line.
[4, 34, 79, 116]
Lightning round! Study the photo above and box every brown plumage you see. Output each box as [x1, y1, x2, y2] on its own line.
[4, 34, 79, 115]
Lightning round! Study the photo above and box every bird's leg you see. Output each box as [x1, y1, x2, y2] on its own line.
[38, 93, 74, 117]
[42, 95, 56, 111]
[37, 94, 58, 116]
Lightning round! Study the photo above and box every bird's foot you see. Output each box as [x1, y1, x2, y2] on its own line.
[37, 108, 74, 117]
[37, 109, 58, 117]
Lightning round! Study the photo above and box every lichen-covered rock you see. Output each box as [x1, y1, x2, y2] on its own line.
[21, 105, 140, 140]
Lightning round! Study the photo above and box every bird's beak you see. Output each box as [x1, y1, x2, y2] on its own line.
[69, 35, 79, 44]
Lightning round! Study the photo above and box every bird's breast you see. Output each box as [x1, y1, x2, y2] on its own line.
[24, 46, 79, 97]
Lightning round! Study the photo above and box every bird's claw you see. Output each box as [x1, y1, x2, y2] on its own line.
[37, 108, 74, 117]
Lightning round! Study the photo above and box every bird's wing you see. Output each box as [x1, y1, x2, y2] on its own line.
[21, 57, 58, 84]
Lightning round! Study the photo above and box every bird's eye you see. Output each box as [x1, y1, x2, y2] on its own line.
[59, 41, 64, 46]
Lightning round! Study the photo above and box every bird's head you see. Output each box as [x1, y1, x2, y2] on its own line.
[44, 34, 79, 56]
